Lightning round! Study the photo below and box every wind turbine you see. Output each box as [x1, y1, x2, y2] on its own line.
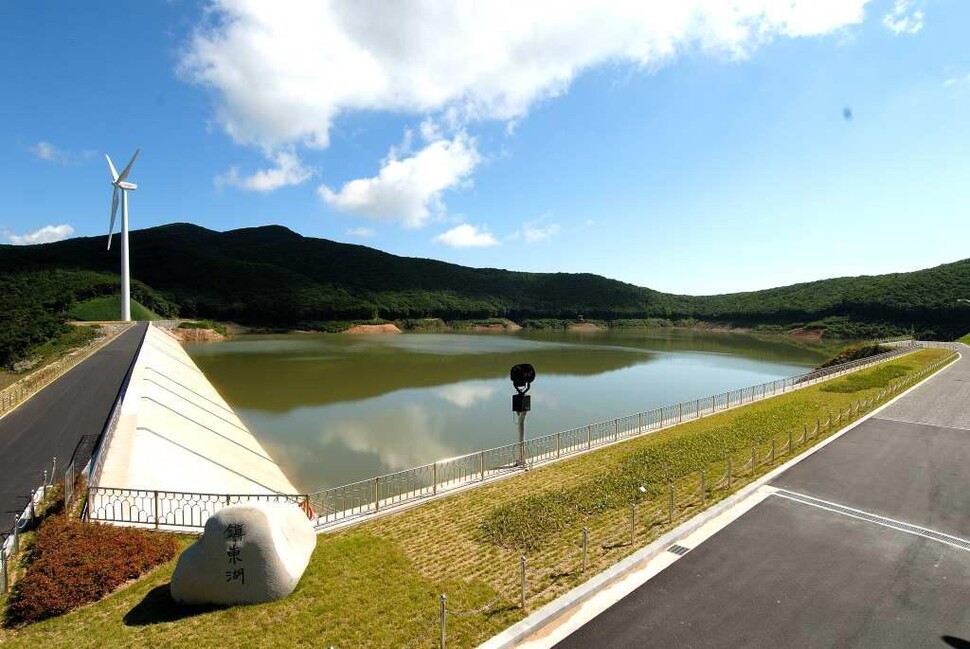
[105, 148, 140, 322]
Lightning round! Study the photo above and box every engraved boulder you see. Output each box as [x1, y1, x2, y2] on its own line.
[170, 502, 315, 605]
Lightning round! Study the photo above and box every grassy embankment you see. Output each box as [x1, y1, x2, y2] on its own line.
[0, 348, 955, 648]
[177, 320, 228, 336]
[68, 296, 161, 322]
[958, 332, 970, 344]
[0, 326, 100, 391]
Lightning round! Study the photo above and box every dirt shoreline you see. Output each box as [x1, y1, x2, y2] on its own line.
[342, 323, 403, 335]
[164, 327, 226, 342]
[181, 319, 840, 343]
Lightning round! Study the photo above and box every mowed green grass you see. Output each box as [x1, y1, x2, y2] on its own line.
[0, 348, 954, 649]
[959, 333, 970, 345]
[69, 296, 161, 322]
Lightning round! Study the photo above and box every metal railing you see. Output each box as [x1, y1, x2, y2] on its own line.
[305, 345, 918, 529]
[87, 487, 303, 531]
[432, 350, 962, 649]
[1, 430, 114, 595]
[912, 340, 961, 350]
[0, 457, 56, 595]
[1, 323, 135, 593]
[85, 342, 935, 533]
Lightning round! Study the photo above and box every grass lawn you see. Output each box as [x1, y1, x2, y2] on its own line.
[69, 296, 160, 322]
[0, 348, 954, 648]
[959, 333, 970, 344]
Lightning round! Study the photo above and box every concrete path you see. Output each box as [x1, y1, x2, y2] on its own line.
[553, 344, 970, 648]
[0, 323, 147, 521]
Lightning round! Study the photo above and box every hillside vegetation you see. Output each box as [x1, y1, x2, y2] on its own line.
[0, 224, 967, 366]
[0, 269, 175, 368]
[69, 296, 161, 322]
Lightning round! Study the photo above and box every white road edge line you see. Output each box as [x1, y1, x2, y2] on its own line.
[484, 350, 962, 649]
[514, 485, 778, 649]
[871, 415, 970, 434]
[773, 489, 970, 551]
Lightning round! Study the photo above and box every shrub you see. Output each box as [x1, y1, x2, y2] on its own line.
[820, 364, 908, 393]
[4, 516, 177, 626]
[816, 344, 890, 369]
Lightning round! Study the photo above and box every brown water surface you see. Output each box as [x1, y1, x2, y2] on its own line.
[186, 330, 831, 491]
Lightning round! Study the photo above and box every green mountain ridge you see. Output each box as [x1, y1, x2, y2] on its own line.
[1, 223, 968, 366]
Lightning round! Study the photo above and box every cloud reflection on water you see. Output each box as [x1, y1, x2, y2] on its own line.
[435, 382, 497, 408]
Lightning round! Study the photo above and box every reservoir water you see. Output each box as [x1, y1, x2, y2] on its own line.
[185, 330, 832, 492]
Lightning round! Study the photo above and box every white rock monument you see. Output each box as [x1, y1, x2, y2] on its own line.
[170, 502, 316, 605]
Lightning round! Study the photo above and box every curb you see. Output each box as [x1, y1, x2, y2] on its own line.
[478, 350, 961, 649]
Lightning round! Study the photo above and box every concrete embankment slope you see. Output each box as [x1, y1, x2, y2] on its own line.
[97, 325, 296, 495]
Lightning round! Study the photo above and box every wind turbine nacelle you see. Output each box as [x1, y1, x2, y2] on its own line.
[118, 181, 138, 190]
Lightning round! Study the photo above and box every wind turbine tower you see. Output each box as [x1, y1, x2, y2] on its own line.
[105, 149, 140, 322]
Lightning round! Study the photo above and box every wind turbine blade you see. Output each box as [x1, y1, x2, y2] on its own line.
[105, 154, 119, 182]
[116, 148, 140, 183]
[107, 187, 119, 250]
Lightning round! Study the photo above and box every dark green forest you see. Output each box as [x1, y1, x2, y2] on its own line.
[0, 269, 176, 367]
[0, 223, 967, 367]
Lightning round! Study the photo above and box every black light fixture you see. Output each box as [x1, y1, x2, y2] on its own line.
[510, 363, 536, 467]
[510, 363, 535, 413]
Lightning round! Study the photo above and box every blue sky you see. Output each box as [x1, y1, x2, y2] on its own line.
[1, 0, 967, 295]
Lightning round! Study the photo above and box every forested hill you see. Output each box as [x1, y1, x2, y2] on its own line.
[1, 223, 968, 339]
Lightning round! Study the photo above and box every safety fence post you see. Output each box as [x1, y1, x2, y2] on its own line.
[582, 527, 589, 572]
[668, 484, 675, 524]
[439, 594, 447, 649]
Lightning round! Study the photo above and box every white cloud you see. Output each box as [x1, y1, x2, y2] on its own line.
[30, 141, 66, 162]
[6, 224, 75, 245]
[319, 404, 456, 471]
[882, 0, 923, 35]
[523, 221, 560, 243]
[434, 224, 499, 248]
[181, 1, 870, 149]
[215, 150, 313, 192]
[346, 227, 376, 238]
[319, 131, 480, 227]
[944, 73, 970, 88]
[29, 141, 94, 165]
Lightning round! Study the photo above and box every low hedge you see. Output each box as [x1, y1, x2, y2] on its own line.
[4, 515, 177, 626]
[817, 344, 890, 369]
[819, 364, 908, 393]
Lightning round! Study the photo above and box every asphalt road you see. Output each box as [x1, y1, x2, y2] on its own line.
[557, 345, 970, 649]
[0, 323, 147, 523]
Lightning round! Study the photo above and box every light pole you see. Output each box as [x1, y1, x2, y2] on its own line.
[510, 364, 536, 468]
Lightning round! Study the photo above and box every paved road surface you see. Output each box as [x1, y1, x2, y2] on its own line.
[557, 344, 970, 649]
[0, 323, 147, 523]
